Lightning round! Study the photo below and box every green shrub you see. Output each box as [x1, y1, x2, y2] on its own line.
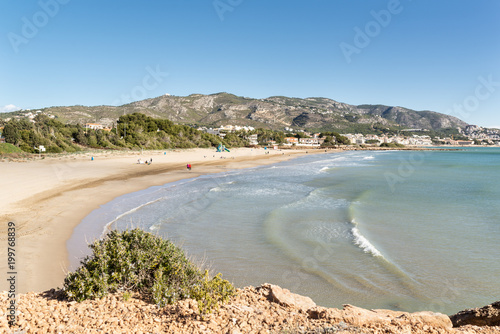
[380, 142, 405, 148]
[0, 143, 23, 154]
[47, 145, 63, 153]
[122, 291, 132, 301]
[63, 229, 235, 313]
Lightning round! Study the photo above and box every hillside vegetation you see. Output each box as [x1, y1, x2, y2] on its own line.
[0, 143, 23, 154]
[1, 113, 246, 153]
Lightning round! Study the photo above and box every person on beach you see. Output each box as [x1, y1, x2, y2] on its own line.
[187, 163, 191, 170]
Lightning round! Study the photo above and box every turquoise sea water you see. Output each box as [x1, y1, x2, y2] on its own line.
[69, 148, 500, 314]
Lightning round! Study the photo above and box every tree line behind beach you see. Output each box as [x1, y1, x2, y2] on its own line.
[0, 112, 353, 154]
[0, 113, 248, 153]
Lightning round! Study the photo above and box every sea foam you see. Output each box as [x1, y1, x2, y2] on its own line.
[351, 223, 383, 257]
[100, 197, 164, 238]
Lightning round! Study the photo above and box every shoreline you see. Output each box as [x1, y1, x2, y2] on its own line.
[2, 146, 499, 333]
[0, 147, 326, 293]
[0, 145, 479, 294]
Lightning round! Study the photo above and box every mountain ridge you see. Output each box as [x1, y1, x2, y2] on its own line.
[1, 92, 468, 133]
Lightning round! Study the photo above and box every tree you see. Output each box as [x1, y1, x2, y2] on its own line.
[320, 136, 335, 147]
[335, 134, 350, 145]
[3, 122, 20, 146]
[320, 131, 350, 145]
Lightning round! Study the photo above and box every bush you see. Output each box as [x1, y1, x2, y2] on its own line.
[63, 229, 235, 313]
[380, 142, 405, 148]
[0, 143, 23, 154]
[47, 145, 63, 153]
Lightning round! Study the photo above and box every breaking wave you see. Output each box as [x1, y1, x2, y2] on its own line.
[351, 221, 383, 258]
[100, 197, 164, 238]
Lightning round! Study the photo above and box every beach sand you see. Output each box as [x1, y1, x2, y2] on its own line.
[0, 147, 320, 293]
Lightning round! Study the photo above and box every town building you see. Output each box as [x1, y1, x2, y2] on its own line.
[85, 123, 104, 130]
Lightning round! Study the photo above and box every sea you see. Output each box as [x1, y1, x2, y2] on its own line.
[68, 147, 500, 314]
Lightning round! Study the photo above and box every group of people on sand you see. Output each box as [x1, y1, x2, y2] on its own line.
[137, 158, 153, 165]
[136, 157, 192, 170]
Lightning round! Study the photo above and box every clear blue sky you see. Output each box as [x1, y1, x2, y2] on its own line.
[1, 0, 499, 127]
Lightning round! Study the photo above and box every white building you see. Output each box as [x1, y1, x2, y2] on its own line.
[246, 134, 258, 145]
[85, 123, 104, 130]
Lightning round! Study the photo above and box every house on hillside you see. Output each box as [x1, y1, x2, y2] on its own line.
[85, 123, 104, 130]
[298, 138, 324, 146]
[343, 134, 365, 145]
[284, 137, 298, 145]
[205, 128, 226, 138]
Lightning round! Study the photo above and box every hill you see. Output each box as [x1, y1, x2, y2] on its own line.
[1, 93, 468, 133]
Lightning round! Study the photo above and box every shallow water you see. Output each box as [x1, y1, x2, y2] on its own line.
[69, 148, 500, 314]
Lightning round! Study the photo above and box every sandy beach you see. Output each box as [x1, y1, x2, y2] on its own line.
[0, 147, 320, 293]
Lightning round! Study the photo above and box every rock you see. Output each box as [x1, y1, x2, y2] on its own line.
[307, 307, 329, 320]
[450, 301, 500, 327]
[341, 304, 393, 326]
[263, 284, 316, 310]
[2, 288, 499, 333]
[338, 305, 452, 329]
[411, 311, 453, 329]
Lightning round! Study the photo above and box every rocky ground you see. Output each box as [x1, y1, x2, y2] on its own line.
[1, 284, 499, 333]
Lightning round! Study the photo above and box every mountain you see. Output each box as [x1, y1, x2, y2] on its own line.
[3, 93, 468, 132]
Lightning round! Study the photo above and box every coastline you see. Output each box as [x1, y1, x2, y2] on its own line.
[2, 146, 499, 333]
[0, 147, 326, 293]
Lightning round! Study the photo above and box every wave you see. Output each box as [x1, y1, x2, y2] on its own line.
[363, 155, 375, 160]
[149, 223, 161, 231]
[349, 217, 384, 258]
[99, 197, 165, 238]
[209, 180, 236, 192]
[280, 188, 350, 212]
[351, 226, 382, 257]
[263, 209, 412, 297]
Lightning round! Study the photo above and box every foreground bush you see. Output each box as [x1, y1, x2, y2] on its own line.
[63, 229, 235, 313]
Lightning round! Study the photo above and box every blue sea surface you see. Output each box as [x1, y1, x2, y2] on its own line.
[69, 148, 500, 314]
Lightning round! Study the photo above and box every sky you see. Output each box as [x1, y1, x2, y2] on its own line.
[1, 0, 499, 128]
